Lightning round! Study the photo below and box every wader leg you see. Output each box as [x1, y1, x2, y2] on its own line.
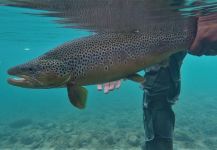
[145, 138, 173, 150]
[141, 52, 186, 150]
[142, 94, 175, 150]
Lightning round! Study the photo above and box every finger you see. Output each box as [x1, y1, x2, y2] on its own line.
[97, 84, 103, 91]
[109, 82, 115, 90]
[115, 80, 121, 89]
[104, 83, 110, 94]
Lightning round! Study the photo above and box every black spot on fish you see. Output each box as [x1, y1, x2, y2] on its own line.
[104, 66, 109, 71]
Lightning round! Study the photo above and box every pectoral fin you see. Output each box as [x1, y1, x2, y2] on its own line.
[127, 73, 146, 83]
[67, 85, 88, 109]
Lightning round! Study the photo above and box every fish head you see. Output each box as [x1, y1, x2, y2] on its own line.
[7, 59, 71, 89]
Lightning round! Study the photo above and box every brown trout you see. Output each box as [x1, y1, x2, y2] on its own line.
[7, 18, 197, 109]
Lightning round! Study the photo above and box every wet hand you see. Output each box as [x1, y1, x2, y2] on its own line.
[97, 80, 122, 94]
[189, 14, 217, 56]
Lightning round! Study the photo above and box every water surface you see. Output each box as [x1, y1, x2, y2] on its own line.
[0, 4, 217, 150]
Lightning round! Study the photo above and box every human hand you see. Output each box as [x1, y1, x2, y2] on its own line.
[97, 80, 122, 94]
[189, 13, 217, 56]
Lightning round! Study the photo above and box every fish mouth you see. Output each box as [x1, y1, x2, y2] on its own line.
[7, 75, 42, 88]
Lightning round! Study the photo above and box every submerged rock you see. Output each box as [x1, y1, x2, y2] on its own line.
[203, 128, 217, 137]
[127, 135, 140, 147]
[175, 128, 195, 142]
[8, 136, 18, 144]
[38, 122, 56, 130]
[31, 141, 42, 149]
[203, 139, 217, 149]
[62, 124, 73, 133]
[104, 135, 116, 145]
[9, 118, 33, 129]
[21, 136, 34, 145]
[75, 133, 92, 148]
[45, 123, 56, 129]
[52, 135, 72, 149]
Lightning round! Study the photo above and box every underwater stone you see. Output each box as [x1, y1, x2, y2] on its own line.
[76, 133, 92, 148]
[203, 128, 217, 137]
[31, 142, 42, 149]
[182, 141, 197, 149]
[9, 118, 33, 129]
[127, 135, 140, 147]
[116, 120, 128, 129]
[53, 135, 72, 149]
[21, 136, 34, 145]
[38, 122, 56, 130]
[8, 136, 18, 144]
[45, 123, 55, 129]
[203, 139, 217, 149]
[174, 131, 195, 143]
[104, 135, 116, 145]
[63, 125, 73, 133]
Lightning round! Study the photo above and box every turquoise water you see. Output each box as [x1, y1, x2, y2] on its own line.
[0, 6, 217, 150]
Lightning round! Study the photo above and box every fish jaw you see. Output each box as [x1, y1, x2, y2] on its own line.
[7, 66, 71, 89]
[7, 67, 44, 88]
[7, 75, 42, 88]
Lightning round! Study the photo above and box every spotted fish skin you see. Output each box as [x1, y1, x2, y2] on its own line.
[31, 18, 196, 86]
[8, 18, 197, 88]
